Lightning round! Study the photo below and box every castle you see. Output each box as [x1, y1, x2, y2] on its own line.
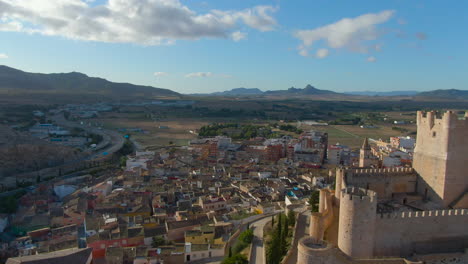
[299, 111, 468, 264]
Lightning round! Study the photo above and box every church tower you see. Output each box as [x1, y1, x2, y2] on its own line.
[359, 138, 373, 167]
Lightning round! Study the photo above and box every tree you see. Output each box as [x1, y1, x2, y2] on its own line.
[271, 215, 275, 227]
[228, 246, 232, 258]
[287, 210, 296, 227]
[151, 236, 166, 248]
[222, 254, 248, 264]
[282, 214, 289, 254]
[309, 190, 320, 212]
[239, 229, 254, 244]
[120, 156, 127, 167]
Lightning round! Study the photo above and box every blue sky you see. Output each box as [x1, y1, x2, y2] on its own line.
[0, 0, 466, 94]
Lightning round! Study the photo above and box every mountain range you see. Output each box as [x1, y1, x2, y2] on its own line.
[1, 65, 467, 102]
[201, 84, 337, 97]
[0, 65, 179, 103]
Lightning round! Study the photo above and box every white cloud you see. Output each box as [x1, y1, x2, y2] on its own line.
[415, 32, 428, 40]
[154, 72, 168, 77]
[397, 18, 407, 25]
[298, 45, 308, 57]
[219, 74, 233, 78]
[0, 0, 278, 45]
[294, 10, 395, 57]
[316, 48, 329, 58]
[185, 72, 213, 78]
[231, 31, 247, 42]
[0, 53, 7, 59]
[373, 43, 383, 51]
[367, 56, 376, 62]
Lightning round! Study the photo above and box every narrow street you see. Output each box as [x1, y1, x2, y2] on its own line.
[286, 210, 310, 264]
[250, 216, 272, 264]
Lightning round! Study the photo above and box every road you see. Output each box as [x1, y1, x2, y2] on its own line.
[250, 216, 272, 264]
[285, 209, 310, 264]
[0, 113, 125, 196]
[50, 112, 125, 160]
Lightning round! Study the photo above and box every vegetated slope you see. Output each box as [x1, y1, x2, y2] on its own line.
[0, 65, 180, 103]
[345, 91, 419, 96]
[0, 125, 83, 178]
[416, 89, 468, 100]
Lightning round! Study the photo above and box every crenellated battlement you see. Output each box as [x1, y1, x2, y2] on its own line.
[417, 110, 468, 129]
[351, 167, 414, 175]
[378, 209, 468, 220]
[341, 187, 377, 203]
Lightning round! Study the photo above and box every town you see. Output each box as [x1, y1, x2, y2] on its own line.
[5, 106, 455, 264]
[1, 1, 468, 263]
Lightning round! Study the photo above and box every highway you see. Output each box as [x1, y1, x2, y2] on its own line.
[0, 113, 125, 196]
[50, 112, 125, 160]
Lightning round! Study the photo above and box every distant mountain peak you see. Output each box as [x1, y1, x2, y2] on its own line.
[211, 87, 263, 96]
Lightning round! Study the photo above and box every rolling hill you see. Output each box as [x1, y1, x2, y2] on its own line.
[0, 65, 180, 103]
[416, 89, 468, 100]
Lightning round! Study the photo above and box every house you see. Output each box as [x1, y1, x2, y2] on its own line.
[199, 197, 227, 212]
[143, 226, 167, 246]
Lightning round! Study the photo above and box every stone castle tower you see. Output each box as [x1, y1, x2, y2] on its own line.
[338, 187, 377, 258]
[359, 138, 373, 167]
[413, 111, 468, 207]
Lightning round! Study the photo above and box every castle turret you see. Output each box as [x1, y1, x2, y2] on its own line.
[338, 187, 377, 258]
[413, 111, 468, 207]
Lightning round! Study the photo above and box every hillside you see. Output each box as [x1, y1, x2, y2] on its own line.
[0, 125, 83, 178]
[416, 89, 468, 100]
[0, 65, 180, 103]
[346, 91, 419, 96]
[212, 87, 263, 96]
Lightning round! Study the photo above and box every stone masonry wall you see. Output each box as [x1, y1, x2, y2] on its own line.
[374, 209, 468, 257]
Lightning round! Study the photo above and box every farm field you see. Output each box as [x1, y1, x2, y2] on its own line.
[301, 124, 416, 149]
[90, 110, 417, 150]
[91, 112, 209, 148]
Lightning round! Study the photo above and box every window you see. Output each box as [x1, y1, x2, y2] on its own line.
[432, 131, 436, 137]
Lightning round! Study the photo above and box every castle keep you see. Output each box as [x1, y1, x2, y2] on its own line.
[413, 111, 468, 208]
[299, 111, 468, 264]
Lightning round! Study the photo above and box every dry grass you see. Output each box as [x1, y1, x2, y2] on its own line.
[302, 124, 416, 149]
[91, 113, 209, 148]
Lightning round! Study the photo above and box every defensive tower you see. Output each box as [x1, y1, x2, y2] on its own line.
[413, 111, 468, 207]
[338, 187, 377, 258]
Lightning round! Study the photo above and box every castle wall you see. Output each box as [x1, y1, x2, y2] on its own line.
[414, 111, 468, 207]
[297, 238, 338, 264]
[340, 168, 417, 200]
[374, 209, 468, 257]
[310, 189, 335, 242]
[338, 187, 377, 258]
